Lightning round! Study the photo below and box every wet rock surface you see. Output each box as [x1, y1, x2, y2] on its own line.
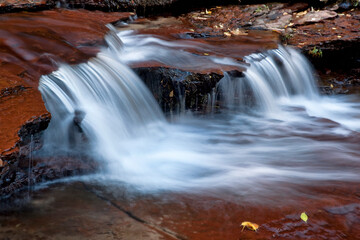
[134, 67, 223, 112]
[1, 181, 360, 240]
[0, 182, 167, 240]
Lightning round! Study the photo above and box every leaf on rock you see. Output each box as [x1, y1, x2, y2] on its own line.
[241, 221, 259, 231]
[300, 212, 308, 223]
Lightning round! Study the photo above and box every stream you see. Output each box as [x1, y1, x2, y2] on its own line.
[1, 15, 360, 240]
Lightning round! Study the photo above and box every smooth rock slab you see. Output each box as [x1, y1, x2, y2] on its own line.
[295, 10, 338, 25]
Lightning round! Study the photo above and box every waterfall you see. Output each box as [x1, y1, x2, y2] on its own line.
[38, 28, 322, 159]
[37, 28, 360, 192]
[39, 39, 165, 154]
[218, 46, 319, 112]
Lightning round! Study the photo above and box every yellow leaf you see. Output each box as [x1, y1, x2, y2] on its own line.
[169, 91, 174, 98]
[230, 28, 248, 36]
[300, 212, 308, 223]
[297, 10, 307, 16]
[330, 84, 334, 88]
[241, 221, 259, 231]
[203, 53, 209, 56]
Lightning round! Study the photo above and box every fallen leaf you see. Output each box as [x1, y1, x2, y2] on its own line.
[297, 10, 308, 16]
[194, 17, 209, 20]
[300, 212, 308, 223]
[241, 221, 259, 231]
[330, 84, 334, 88]
[169, 91, 174, 98]
[203, 53, 209, 56]
[224, 32, 231, 37]
[230, 28, 248, 36]
[272, 29, 282, 34]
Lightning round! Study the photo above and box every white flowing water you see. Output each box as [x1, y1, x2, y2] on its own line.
[218, 46, 318, 112]
[39, 52, 165, 154]
[39, 28, 360, 195]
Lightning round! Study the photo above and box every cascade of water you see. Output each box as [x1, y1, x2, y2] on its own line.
[38, 28, 360, 192]
[206, 87, 216, 112]
[39, 31, 165, 154]
[218, 46, 319, 112]
[104, 24, 124, 56]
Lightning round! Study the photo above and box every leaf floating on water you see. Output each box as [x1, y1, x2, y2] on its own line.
[241, 221, 259, 231]
[300, 212, 308, 223]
